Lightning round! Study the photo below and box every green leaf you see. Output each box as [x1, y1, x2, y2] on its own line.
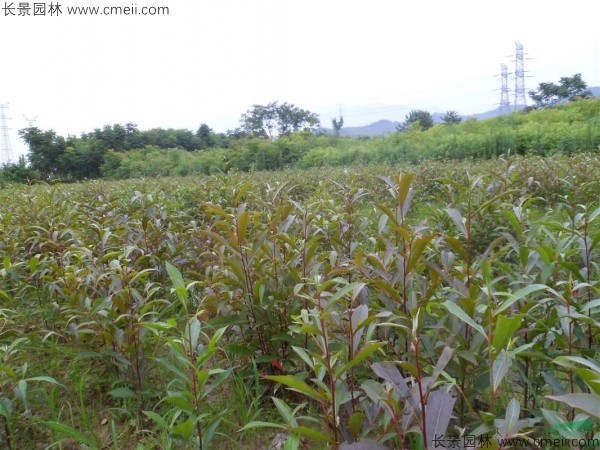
[227, 344, 255, 356]
[141, 321, 175, 332]
[239, 421, 286, 431]
[265, 375, 324, 402]
[554, 356, 600, 376]
[442, 300, 487, 340]
[166, 261, 188, 310]
[504, 398, 520, 437]
[283, 433, 300, 450]
[291, 346, 315, 370]
[143, 410, 170, 430]
[430, 346, 454, 387]
[494, 284, 547, 316]
[43, 421, 95, 446]
[351, 304, 369, 355]
[492, 314, 524, 353]
[109, 387, 137, 399]
[547, 393, 600, 419]
[397, 173, 414, 205]
[172, 418, 194, 439]
[406, 235, 434, 274]
[237, 210, 250, 241]
[349, 412, 365, 437]
[542, 409, 584, 440]
[492, 349, 511, 394]
[25, 375, 61, 385]
[446, 208, 467, 236]
[336, 342, 385, 379]
[290, 426, 329, 442]
[207, 314, 247, 329]
[165, 395, 195, 413]
[272, 397, 297, 427]
[186, 317, 201, 351]
[327, 282, 366, 306]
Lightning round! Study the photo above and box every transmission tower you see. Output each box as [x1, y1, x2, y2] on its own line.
[513, 41, 527, 110]
[499, 63, 511, 115]
[0, 103, 14, 166]
[23, 114, 38, 128]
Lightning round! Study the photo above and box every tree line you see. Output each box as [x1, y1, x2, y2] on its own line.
[0, 74, 596, 183]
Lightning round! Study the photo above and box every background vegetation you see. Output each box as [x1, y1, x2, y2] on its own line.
[2, 98, 600, 184]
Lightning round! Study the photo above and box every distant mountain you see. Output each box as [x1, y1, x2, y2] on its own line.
[339, 120, 401, 137]
[336, 108, 517, 137]
[328, 92, 599, 138]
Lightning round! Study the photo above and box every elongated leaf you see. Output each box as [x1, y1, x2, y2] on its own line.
[109, 387, 137, 399]
[328, 282, 366, 306]
[494, 284, 547, 316]
[547, 394, 600, 419]
[406, 235, 434, 274]
[265, 375, 324, 402]
[430, 347, 453, 388]
[172, 418, 194, 439]
[233, 183, 252, 206]
[442, 300, 487, 340]
[292, 346, 315, 370]
[553, 356, 600, 376]
[492, 350, 511, 394]
[239, 421, 286, 431]
[541, 409, 589, 440]
[165, 395, 195, 413]
[503, 398, 520, 437]
[290, 426, 329, 442]
[166, 261, 188, 309]
[272, 397, 297, 427]
[186, 317, 201, 351]
[237, 210, 250, 242]
[336, 342, 385, 379]
[492, 314, 524, 353]
[426, 388, 456, 449]
[351, 305, 369, 355]
[446, 208, 467, 236]
[43, 421, 95, 446]
[143, 410, 170, 430]
[25, 375, 61, 385]
[371, 362, 419, 411]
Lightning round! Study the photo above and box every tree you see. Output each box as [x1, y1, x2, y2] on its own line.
[196, 123, 215, 149]
[396, 109, 434, 132]
[441, 110, 462, 125]
[331, 115, 344, 136]
[528, 73, 592, 109]
[239, 101, 320, 139]
[19, 127, 66, 178]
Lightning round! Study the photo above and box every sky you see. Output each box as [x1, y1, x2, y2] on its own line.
[1, 0, 599, 161]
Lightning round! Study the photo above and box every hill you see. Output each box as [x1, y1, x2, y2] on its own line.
[339, 120, 401, 137]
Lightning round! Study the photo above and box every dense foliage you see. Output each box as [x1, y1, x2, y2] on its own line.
[2, 99, 600, 184]
[528, 74, 593, 109]
[0, 154, 598, 449]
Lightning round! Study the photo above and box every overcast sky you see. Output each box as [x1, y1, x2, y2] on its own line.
[1, 0, 599, 160]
